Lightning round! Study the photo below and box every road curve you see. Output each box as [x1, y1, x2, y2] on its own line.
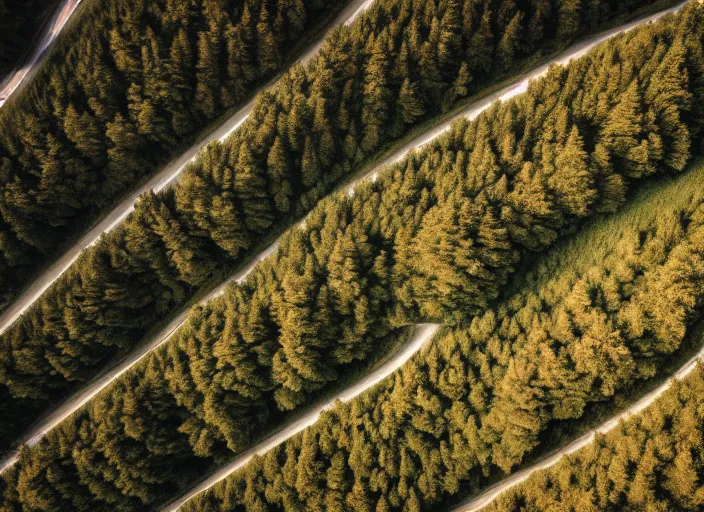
[0, 0, 376, 338]
[0, 0, 82, 107]
[162, 323, 441, 511]
[450, 322, 704, 512]
[0, 0, 687, 476]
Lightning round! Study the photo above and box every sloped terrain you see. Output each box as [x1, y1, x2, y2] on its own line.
[2, 4, 703, 510]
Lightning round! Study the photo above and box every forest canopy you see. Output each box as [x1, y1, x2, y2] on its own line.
[0, 0, 678, 311]
[184, 151, 704, 512]
[0, 0, 348, 311]
[484, 363, 704, 512]
[1, 5, 703, 509]
[0, 0, 671, 447]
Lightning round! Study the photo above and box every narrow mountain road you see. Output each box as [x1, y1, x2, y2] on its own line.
[0, 0, 82, 107]
[0, 0, 376, 337]
[161, 324, 441, 511]
[450, 324, 704, 512]
[0, 240, 282, 473]
[0, 0, 687, 482]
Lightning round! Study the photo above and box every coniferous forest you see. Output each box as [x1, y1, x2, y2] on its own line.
[1, 1, 704, 511]
[0, 0, 674, 449]
[187, 157, 704, 512]
[0, 0, 62, 77]
[0, 0, 348, 311]
[1, 4, 704, 510]
[0, 0, 677, 311]
[485, 363, 704, 511]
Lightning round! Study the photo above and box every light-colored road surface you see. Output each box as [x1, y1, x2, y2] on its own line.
[162, 323, 441, 511]
[0, 0, 82, 107]
[450, 324, 704, 512]
[0, 0, 375, 338]
[163, 4, 690, 509]
[0, 0, 687, 478]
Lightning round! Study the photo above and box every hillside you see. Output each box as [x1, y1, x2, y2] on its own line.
[0, 0, 676, 450]
[183, 124, 704, 512]
[483, 354, 704, 511]
[1, 4, 703, 509]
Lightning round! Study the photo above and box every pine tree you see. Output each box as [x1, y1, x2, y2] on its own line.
[496, 12, 523, 70]
[295, 429, 325, 506]
[266, 135, 293, 212]
[437, 0, 462, 75]
[63, 105, 106, 164]
[398, 79, 425, 125]
[105, 113, 142, 189]
[194, 31, 220, 119]
[467, 5, 494, 74]
[558, 0, 582, 42]
[232, 143, 274, 234]
[549, 126, 596, 216]
[599, 80, 650, 177]
[166, 27, 195, 136]
[273, 253, 336, 409]
[257, 4, 280, 75]
[448, 62, 472, 106]
[301, 135, 320, 188]
[361, 33, 392, 153]
[526, 0, 552, 50]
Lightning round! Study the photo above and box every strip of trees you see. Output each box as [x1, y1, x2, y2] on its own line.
[0, 0, 664, 448]
[182, 143, 704, 511]
[1, 6, 703, 509]
[485, 364, 704, 512]
[0, 0, 348, 311]
[0, 0, 62, 77]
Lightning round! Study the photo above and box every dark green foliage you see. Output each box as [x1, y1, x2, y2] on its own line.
[0, 0, 62, 77]
[486, 364, 704, 511]
[0, 0, 678, 312]
[3, 6, 703, 509]
[0, 0, 347, 311]
[185, 140, 704, 512]
[0, 0, 670, 446]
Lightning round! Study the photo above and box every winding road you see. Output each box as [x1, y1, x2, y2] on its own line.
[350, 0, 688, 192]
[0, 2, 689, 504]
[0, 0, 376, 338]
[0, 0, 375, 474]
[0, 0, 83, 107]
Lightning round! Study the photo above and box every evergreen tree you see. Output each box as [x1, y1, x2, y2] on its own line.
[257, 4, 280, 75]
[558, 0, 582, 42]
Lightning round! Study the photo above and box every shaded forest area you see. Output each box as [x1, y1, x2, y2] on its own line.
[0, 0, 61, 77]
[0, 0, 348, 311]
[0, 0, 667, 448]
[1, 6, 703, 509]
[485, 364, 704, 512]
[186, 162, 704, 512]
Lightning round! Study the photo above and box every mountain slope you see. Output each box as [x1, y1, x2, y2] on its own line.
[2, 5, 702, 509]
[0, 0, 674, 450]
[183, 125, 704, 512]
